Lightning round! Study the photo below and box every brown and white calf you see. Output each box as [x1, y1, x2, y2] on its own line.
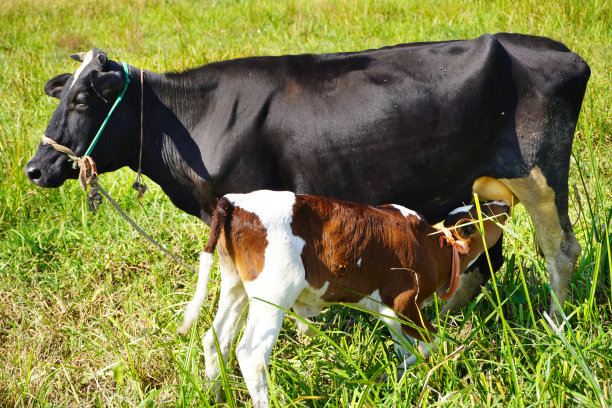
[177, 190, 509, 407]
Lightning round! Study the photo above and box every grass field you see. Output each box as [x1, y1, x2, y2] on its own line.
[1, 0, 611, 406]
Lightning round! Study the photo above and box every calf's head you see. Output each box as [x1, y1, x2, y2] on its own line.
[443, 201, 510, 267]
[26, 49, 136, 187]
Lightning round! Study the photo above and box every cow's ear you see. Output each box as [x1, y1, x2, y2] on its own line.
[89, 70, 125, 102]
[71, 50, 107, 66]
[454, 218, 477, 240]
[70, 52, 87, 62]
[44, 73, 72, 98]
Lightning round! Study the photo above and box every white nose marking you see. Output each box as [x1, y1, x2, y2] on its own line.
[69, 50, 95, 90]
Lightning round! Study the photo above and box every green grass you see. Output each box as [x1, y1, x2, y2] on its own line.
[1, 0, 611, 406]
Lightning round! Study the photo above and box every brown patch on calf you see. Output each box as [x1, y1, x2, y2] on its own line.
[219, 206, 268, 282]
[291, 196, 452, 341]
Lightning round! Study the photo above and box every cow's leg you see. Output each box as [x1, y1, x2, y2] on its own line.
[440, 237, 504, 316]
[501, 167, 582, 318]
[202, 261, 248, 402]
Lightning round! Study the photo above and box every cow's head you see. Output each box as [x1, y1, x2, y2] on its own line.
[26, 48, 136, 187]
[443, 201, 510, 263]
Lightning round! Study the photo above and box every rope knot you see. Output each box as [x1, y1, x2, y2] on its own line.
[438, 227, 470, 254]
[41, 135, 104, 212]
[77, 156, 98, 190]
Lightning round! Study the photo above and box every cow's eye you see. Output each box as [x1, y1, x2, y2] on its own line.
[74, 93, 88, 111]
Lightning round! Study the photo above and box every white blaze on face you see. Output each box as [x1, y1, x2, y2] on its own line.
[448, 201, 507, 218]
[448, 204, 474, 216]
[69, 50, 95, 90]
[486, 200, 511, 209]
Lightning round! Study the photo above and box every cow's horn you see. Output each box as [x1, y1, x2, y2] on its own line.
[70, 52, 87, 62]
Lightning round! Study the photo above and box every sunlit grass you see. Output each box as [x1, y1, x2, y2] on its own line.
[1, 0, 610, 406]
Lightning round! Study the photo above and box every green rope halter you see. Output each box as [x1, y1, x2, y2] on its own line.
[83, 61, 131, 157]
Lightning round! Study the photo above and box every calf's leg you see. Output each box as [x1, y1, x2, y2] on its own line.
[400, 306, 439, 367]
[236, 299, 287, 408]
[384, 289, 440, 367]
[358, 289, 437, 371]
[238, 269, 307, 408]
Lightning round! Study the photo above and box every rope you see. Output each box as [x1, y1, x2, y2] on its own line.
[83, 62, 131, 157]
[138, 68, 144, 178]
[95, 182, 197, 274]
[437, 226, 470, 300]
[132, 67, 147, 200]
[41, 134, 199, 274]
[41, 134, 79, 161]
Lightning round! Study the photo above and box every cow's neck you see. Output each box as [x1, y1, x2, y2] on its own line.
[132, 69, 219, 223]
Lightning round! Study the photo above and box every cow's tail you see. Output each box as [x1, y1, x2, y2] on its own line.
[177, 197, 233, 335]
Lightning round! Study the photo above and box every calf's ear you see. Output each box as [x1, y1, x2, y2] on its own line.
[45, 73, 72, 98]
[89, 70, 125, 103]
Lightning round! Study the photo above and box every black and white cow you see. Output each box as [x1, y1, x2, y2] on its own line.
[25, 33, 590, 317]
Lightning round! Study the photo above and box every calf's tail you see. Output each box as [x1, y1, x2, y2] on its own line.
[177, 197, 233, 335]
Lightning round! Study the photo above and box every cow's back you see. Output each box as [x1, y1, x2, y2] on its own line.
[249, 34, 587, 221]
[172, 34, 590, 222]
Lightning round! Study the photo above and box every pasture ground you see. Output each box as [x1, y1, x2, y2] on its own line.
[0, 0, 611, 406]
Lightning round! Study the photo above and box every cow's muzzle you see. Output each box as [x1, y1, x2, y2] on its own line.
[25, 161, 43, 185]
[25, 154, 76, 188]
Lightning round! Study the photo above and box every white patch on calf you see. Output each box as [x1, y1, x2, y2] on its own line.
[228, 190, 307, 299]
[355, 290, 416, 364]
[448, 201, 507, 217]
[227, 191, 311, 407]
[356, 290, 403, 332]
[448, 204, 474, 216]
[69, 50, 95, 90]
[486, 200, 510, 208]
[389, 204, 421, 220]
[356, 289, 382, 309]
